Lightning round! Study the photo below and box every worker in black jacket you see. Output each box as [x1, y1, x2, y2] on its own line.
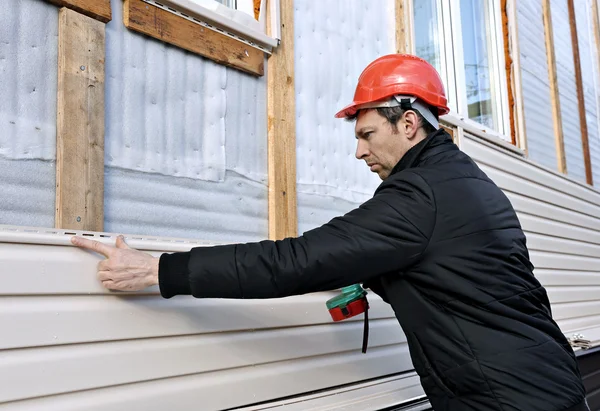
[72, 54, 589, 411]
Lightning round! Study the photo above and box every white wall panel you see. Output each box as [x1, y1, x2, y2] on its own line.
[0, 0, 57, 226]
[0, 158, 54, 227]
[517, 0, 557, 170]
[104, 168, 267, 242]
[0, 0, 57, 161]
[105, 1, 226, 182]
[294, 0, 395, 231]
[103, 1, 269, 240]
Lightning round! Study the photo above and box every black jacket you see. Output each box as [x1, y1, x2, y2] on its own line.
[159, 130, 588, 411]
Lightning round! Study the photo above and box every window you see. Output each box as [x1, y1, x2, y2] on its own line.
[412, 0, 510, 140]
[213, 0, 255, 19]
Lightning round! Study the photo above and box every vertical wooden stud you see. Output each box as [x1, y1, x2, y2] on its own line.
[568, 0, 593, 185]
[504, 0, 528, 153]
[592, 0, 600, 186]
[266, 0, 297, 240]
[56, 8, 105, 231]
[396, 0, 411, 54]
[501, 0, 517, 146]
[542, 0, 567, 174]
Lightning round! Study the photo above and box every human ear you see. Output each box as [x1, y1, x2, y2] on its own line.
[403, 111, 419, 139]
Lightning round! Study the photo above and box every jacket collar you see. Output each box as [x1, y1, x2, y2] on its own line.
[389, 128, 454, 176]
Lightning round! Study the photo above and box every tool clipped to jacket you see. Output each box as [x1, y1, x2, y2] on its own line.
[326, 284, 370, 353]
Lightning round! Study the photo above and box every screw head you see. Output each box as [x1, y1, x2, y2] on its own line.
[76, 216, 81, 222]
[80, 66, 86, 71]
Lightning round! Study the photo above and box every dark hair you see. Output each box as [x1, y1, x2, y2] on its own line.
[346, 106, 438, 135]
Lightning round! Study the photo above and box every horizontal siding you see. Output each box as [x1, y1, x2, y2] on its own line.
[237, 373, 427, 411]
[0, 319, 403, 403]
[0, 236, 405, 409]
[463, 135, 600, 346]
[0, 344, 411, 411]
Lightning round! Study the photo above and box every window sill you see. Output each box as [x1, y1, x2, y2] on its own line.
[123, 0, 266, 76]
[440, 112, 525, 157]
[155, 0, 277, 50]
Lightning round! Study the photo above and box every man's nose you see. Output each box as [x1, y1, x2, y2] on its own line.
[355, 140, 369, 159]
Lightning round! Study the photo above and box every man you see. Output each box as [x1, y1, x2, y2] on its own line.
[72, 54, 589, 411]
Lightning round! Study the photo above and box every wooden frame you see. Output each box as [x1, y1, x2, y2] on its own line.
[55, 8, 106, 231]
[568, 0, 593, 185]
[501, 0, 516, 147]
[46, 0, 111, 23]
[266, 0, 297, 240]
[593, 0, 600, 186]
[542, 0, 567, 174]
[504, 0, 527, 153]
[123, 0, 265, 76]
[396, 0, 413, 54]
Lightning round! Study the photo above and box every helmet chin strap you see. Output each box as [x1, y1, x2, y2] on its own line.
[355, 95, 440, 129]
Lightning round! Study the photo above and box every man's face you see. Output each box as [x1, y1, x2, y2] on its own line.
[354, 109, 413, 180]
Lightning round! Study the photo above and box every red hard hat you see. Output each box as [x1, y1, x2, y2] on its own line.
[335, 54, 450, 119]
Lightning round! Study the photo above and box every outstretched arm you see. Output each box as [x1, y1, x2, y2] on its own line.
[159, 172, 436, 299]
[72, 172, 436, 299]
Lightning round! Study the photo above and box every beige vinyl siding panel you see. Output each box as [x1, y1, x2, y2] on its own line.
[0, 230, 415, 409]
[462, 134, 600, 346]
[236, 374, 428, 411]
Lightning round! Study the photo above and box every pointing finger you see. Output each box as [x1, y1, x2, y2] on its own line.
[71, 236, 115, 258]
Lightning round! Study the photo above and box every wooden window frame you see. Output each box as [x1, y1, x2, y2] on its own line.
[122, 0, 264, 76]
[121, 0, 282, 77]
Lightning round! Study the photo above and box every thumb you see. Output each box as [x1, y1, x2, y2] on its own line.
[115, 235, 131, 249]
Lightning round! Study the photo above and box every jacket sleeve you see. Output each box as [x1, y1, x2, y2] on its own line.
[158, 171, 436, 299]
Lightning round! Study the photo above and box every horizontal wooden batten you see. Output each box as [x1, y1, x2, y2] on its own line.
[46, 0, 112, 23]
[123, 0, 264, 76]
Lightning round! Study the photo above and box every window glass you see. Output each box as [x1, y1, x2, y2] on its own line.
[414, 0, 443, 74]
[459, 0, 499, 129]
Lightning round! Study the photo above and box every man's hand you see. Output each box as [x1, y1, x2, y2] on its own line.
[71, 235, 160, 291]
